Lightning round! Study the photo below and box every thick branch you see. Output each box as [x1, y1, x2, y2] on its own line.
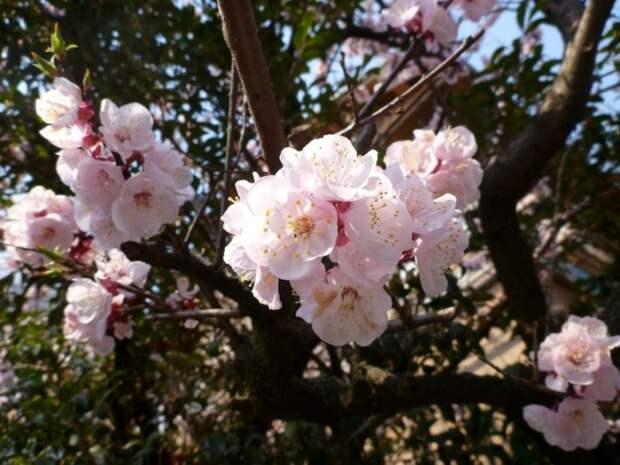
[217, 0, 286, 173]
[543, 0, 585, 42]
[265, 368, 561, 424]
[479, 0, 614, 331]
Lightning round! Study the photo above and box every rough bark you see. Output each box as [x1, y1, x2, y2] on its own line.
[217, 0, 286, 173]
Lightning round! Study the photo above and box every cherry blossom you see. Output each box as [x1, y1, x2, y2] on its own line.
[382, 0, 438, 32]
[427, 158, 483, 209]
[293, 266, 391, 346]
[386, 127, 483, 209]
[95, 248, 151, 292]
[382, 0, 457, 47]
[537, 315, 620, 394]
[39, 123, 87, 149]
[523, 398, 608, 451]
[99, 99, 156, 159]
[223, 235, 283, 310]
[385, 132, 438, 177]
[2, 186, 77, 267]
[341, 169, 414, 268]
[330, 241, 394, 287]
[73, 157, 125, 205]
[111, 173, 180, 240]
[280, 134, 376, 202]
[386, 164, 456, 235]
[414, 217, 469, 296]
[432, 126, 477, 161]
[55, 148, 87, 189]
[63, 278, 115, 355]
[144, 142, 194, 203]
[454, 0, 496, 22]
[35, 77, 82, 127]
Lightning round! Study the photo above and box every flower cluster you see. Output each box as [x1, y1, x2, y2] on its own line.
[2, 186, 77, 267]
[36, 77, 194, 250]
[383, 0, 495, 48]
[222, 132, 477, 346]
[523, 316, 620, 451]
[63, 249, 150, 355]
[385, 126, 482, 209]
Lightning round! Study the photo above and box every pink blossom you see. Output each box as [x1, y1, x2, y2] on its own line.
[35, 77, 82, 127]
[523, 398, 608, 451]
[95, 248, 151, 291]
[75, 202, 128, 250]
[144, 142, 194, 205]
[73, 158, 125, 205]
[454, 0, 495, 22]
[538, 315, 620, 393]
[341, 170, 414, 268]
[40, 124, 87, 149]
[279, 134, 376, 202]
[55, 148, 87, 189]
[111, 173, 179, 240]
[386, 164, 456, 235]
[2, 186, 77, 267]
[294, 266, 391, 346]
[330, 241, 394, 287]
[63, 278, 116, 355]
[382, 0, 438, 32]
[384, 131, 438, 177]
[432, 126, 477, 161]
[428, 158, 483, 209]
[414, 217, 469, 296]
[99, 99, 156, 158]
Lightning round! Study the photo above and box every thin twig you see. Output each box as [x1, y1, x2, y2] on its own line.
[387, 308, 455, 332]
[184, 64, 241, 247]
[214, 62, 240, 267]
[358, 38, 419, 119]
[339, 52, 359, 123]
[147, 308, 242, 321]
[337, 29, 485, 137]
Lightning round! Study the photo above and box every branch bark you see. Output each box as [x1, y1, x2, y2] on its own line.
[479, 0, 614, 334]
[217, 0, 286, 173]
[262, 367, 562, 424]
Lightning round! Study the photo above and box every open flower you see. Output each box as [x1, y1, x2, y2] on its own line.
[73, 157, 125, 204]
[432, 126, 477, 161]
[428, 158, 483, 209]
[523, 398, 608, 451]
[95, 248, 150, 291]
[386, 164, 456, 235]
[249, 188, 337, 280]
[341, 169, 414, 268]
[414, 217, 469, 296]
[538, 315, 620, 392]
[385, 131, 438, 177]
[382, 0, 438, 32]
[100, 99, 156, 158]
[35, 77, 82, 128]
[294, 266, 391, 346]
[280, 134, 376, 202]
[454, 0, 496, 22]
[2, 186, 77, 267]
[111, 173, 179, 239]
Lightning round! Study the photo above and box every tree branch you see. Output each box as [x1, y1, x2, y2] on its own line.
[337, 29, 484, 137]
[479, 0, 614, 334]
[266, 368, 562, 424]
[217, 0, 286, 173]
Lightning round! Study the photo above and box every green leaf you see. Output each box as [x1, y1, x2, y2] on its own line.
[31, 52, 58, 77]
